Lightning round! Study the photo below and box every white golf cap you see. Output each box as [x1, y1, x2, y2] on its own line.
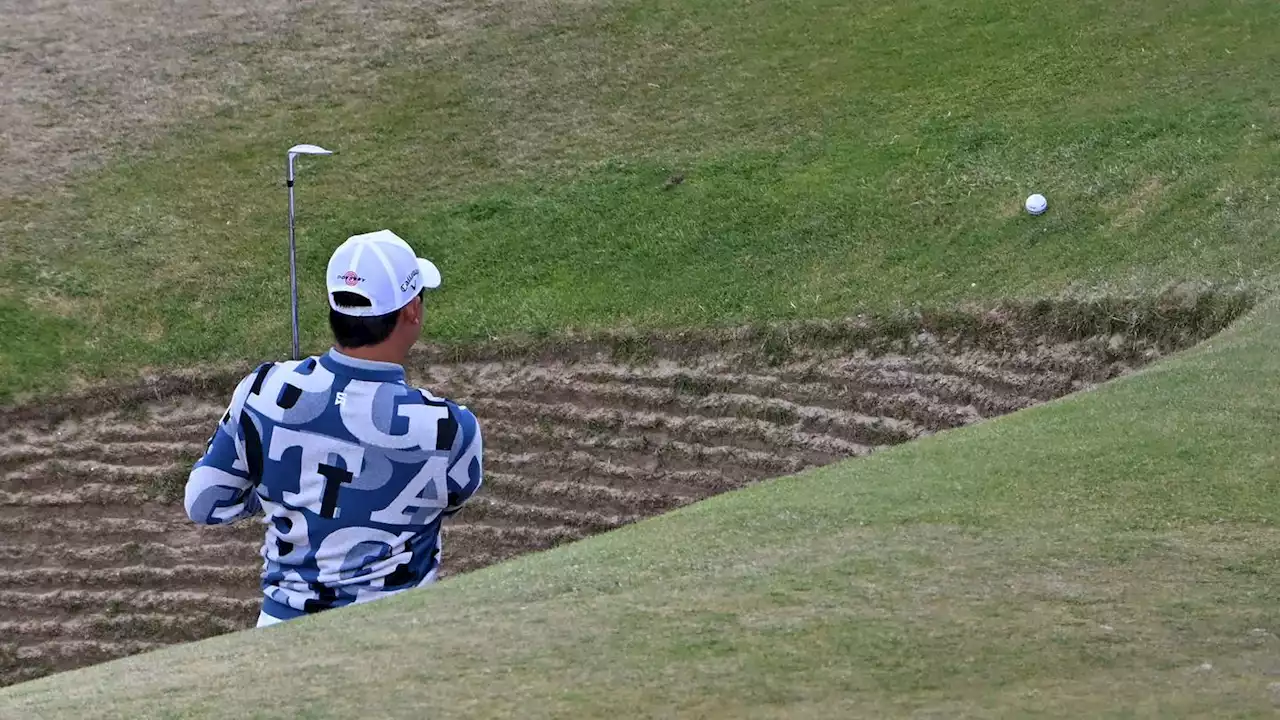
[326, 229, 442, 317]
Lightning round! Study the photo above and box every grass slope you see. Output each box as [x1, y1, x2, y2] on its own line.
[3, 299, 1278, 718]
[3, 0, 1279, 400]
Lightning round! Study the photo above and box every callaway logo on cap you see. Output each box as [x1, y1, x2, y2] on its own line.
[326, 229, 441, 317]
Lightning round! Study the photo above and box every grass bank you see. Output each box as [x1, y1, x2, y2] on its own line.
[3, 0, 1279, 401]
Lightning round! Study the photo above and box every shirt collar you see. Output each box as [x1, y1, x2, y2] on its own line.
[319, 347, 406, 383]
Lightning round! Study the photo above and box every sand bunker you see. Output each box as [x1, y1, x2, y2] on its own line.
[0, 296, 1250, 686]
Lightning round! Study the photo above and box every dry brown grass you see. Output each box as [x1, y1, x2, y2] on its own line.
[0, 0, 521, 204]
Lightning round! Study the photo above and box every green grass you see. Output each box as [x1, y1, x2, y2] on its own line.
[4, 0, 1280, 713]
[4, 273, 1279, 719]
[3, 0, 1279, 401]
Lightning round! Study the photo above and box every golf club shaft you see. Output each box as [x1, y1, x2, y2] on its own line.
[287, 155, 300, 360]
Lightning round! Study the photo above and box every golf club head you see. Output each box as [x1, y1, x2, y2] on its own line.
[288, 144, 333, 157]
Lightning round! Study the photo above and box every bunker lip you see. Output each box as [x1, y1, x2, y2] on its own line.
[0, 290, 1257, 688]
[0, 288, 1255, 426]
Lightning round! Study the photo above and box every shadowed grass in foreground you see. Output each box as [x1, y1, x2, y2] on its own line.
[2, 0, 1279, 400]
[3, 300, 1277, 718]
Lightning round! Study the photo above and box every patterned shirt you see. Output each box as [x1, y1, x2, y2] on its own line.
[184, 348, 483, 622]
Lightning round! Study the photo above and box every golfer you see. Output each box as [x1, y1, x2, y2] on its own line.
[184, 229, 483, 628]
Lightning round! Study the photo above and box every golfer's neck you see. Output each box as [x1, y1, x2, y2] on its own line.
[334, 343, 407, 367]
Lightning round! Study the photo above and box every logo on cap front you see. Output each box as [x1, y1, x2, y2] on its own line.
[339, 271, 364, 287]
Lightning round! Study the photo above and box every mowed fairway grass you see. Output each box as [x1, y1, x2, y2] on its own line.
[2, 0, 1279, 400]
[3, 289, 1279, 719]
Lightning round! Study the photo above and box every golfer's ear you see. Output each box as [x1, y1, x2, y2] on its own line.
[402, 297, 423, 325]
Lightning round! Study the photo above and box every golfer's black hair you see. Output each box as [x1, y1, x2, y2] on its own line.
[328, 292, 402, 348]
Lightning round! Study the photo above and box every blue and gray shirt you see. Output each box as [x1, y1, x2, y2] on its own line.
[184, 348, 483, 622]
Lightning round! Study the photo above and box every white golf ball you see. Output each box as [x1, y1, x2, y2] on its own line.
[1025, 193, 1047, 215]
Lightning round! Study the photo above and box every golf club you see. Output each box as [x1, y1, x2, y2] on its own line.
[286, 143, 333, 360]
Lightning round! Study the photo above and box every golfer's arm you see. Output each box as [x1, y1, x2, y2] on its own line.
[185, 425, 260, 525]
[184, 374, 261, 525]
[443, 408, 483, 515]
